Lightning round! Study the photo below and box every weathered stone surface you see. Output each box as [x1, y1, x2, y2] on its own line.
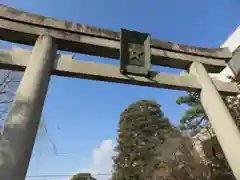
[0, 5, 232, 73]
[0, 5, 231, 59]
[0, 48, 238, 95]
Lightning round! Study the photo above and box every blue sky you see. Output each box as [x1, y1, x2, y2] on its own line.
[1, 0, 240, 179]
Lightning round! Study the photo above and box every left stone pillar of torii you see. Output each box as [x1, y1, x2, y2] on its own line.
[0, 35, 57, 180]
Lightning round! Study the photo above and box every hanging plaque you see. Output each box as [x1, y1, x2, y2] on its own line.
[120, 29, 151, 76]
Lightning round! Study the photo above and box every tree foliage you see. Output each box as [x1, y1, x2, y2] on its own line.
[113, 100, 209, 180]
[176, 91, 206, 135]
[113, 100, 172, 180]
[226, 76, 240, 128]
[70, 173, 97, 180]
[176, 75, 240, 134]
[152, 131, 211, 180]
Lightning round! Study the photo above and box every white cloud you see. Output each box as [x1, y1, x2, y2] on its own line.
[79, 139, 116, 180]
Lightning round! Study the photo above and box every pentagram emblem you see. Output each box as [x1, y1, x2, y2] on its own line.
[128, 43, 145, 66]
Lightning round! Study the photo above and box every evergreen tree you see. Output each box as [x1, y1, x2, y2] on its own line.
[176, 91, 208, 135]
[70, 173, 97, 180]
[113, 100, 172, 180]
[176, 74, 240, 135]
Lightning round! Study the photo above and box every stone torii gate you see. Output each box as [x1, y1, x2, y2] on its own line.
[0, 5, 240, 180]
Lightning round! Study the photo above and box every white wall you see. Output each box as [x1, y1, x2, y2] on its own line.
[209, 26, 240, 82]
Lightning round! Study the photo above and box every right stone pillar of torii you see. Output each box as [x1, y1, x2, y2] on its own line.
[208, 26, 240, 178]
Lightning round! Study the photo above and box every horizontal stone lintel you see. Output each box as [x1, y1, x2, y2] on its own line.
[0, 48, 238, 95]
[0, 5, 232, 73]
